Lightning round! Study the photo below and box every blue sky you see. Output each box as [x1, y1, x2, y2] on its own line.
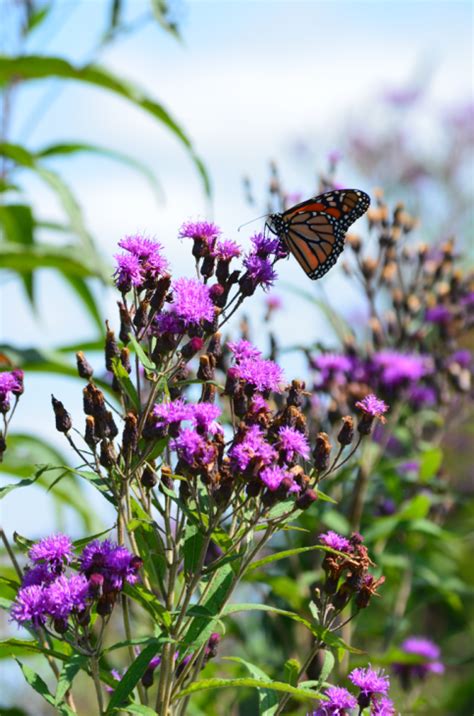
[1, 0, 473, 531]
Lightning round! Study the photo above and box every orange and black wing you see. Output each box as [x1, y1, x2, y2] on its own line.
[278, 189, 370, 280]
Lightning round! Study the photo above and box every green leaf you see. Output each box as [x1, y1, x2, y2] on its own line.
[316, 650, 335, 689]
[0, 57, 210, 196]
[246, 545, 326, 573]
[15, 659, 75, 714]
[105, 639, 163, 714]
[37, 142, 162, 203]
[111, 356, 140, 410]
[128, 334, 156, 373]
[419, 447, 443, 482]
[129, 500, 166, 590]
[55, 654, 87, 706]
[123, 583, 171, 628]
[0, 241, 105, 279]
[176, 677, 321, 703]
[0, 638, 69, 661]
[224, 657, 278, 716]
[72, 526, 114, 550]
[284, 659, 300, 688]
[122, 706, 159, 716]
[183, 523, 206, 576]
[182, 564, 234, 653]
[61, 273, 104, 334]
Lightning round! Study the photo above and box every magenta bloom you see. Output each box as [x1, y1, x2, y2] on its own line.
[393, 636, 444, 685]
[214, 239, 241, 260]
[449, 349, 471, 368]
[80, 539, 141, 591]
[153, 399, 192, 427]
[371, 351, 433, 388]
[265, 293, 283, 311]
[29, 534, 73, 574]
[260, 465, 288, 492]
[319, 531, 352, 553]
[355, 394, 389, 418]
[349, 666, 390, 696]
[408, 385, 437, 407]
[114, 235, 168, 290]
[114, 253, 144, 290]
[227, 339, 262, 361]
[277, 426, 310, 461]
[250, 233, 281, 258]
[11, 585, 48, 627]
[233, 356, 284, 393]
[243, 254, 277, 289]
[45, 574, 89, 620]
[171, 428, 214, 466]
[170, 278, 215, 326]
[21, 564, 55, 588]
[191, 403, 222, 434]
[371, 696, 396, 715]
[425, 305, 452, 324]
[230, 425, 277, 472]
[310, 685, 358, 715]
[179, 220, 221, 242]
[0, 370, 23, 412]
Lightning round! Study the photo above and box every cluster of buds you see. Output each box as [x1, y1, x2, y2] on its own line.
[0, 368, 24, 461]
[317, 530, 385, 613]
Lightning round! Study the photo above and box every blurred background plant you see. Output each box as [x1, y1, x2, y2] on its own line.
[1, 1, 473, 715]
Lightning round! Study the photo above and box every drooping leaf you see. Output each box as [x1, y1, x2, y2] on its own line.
[225, 657, 279, 716]
[176, 677, 321, 703]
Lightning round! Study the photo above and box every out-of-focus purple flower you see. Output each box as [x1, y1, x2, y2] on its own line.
[170, 278, 215, 326]
[460, 291, 474, 307]
[319, 531, 352, 553]
[80, 539, 141, 592]
[383, 86, 422, 107]
[277, 426, 310, 461]
[375, 498, 397, 516]
[355, 394, 389, 418]
[214, 239, 241, 260]
[106, 669, 123, 693]
[371, 351, 433, 388]
[425, 305, 452, 324]
[310, 685, 358, 715]
[243, 254, 277, 290]
[11, 585, 48, 626]
[265, 293, 283, 311]
[408, 385, 437, 407]
[449, 349, 471, 367]
[233, 355, 284, 393]
[313, 354, 353, 387]
[371, 695, 396, 716]
[29, 534, 73, 574]
[45, 574, 89, 620]
[227, 339, 262, 361]
[393, 636, 444, 685]
[179, 220, 221, 242]
[260, 465, 288, 491]
[398, 460, 419, 475]
[349, 666, 390, 696]
[230, 425, 277, 472]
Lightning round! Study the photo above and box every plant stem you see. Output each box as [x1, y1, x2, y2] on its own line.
[90, 656, 105, 714]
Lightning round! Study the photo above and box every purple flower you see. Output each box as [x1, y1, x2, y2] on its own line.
[243, 254, 277, 290]
[170, 278, 214, 326]
[393, 636, 444, 684]
[80, 539, 141, 592]
[313, 354, 353, 388]
[179, 221, 221, 242]
[214, 239, 241, 260]
[319, 531, 352, 553]
[425, 305, 451, 324]
[230, 425, 277, 472]
[191, 403, 222, 434]
[154, 312, 183, 336]
[21, 564, 55, 588]
[119, 235, 162, 259]
[449, 349, 471, 368]
[227, 339, 262, 361]
[371, 696, 396, 716]
[171, 428, 213, 466]
[349, 666, 390, 696]
[265, 294, 283, 311]
[408, 385, 437, 407]
[250, 233, 281, 258]
[114, 253, 144, 291]
[460, 291, 474, 307]
[153, 399, 191, 427]
[29, 534, 73, 574]
[11, 585, 48, 627]
[0, 370, 23, 412]
[277, 426, 310, 461]
[233, 356, 284, 393]
[45, 574, 89, 620]
[260, 465, 288, 491]
[371, 351, 433, 388]
[310, 686, 358, 715]
[355, 394, 389, 418]
[106, 668, 123, 693]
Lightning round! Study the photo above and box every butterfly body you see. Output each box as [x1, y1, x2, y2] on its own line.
[267, 188, 370, 280]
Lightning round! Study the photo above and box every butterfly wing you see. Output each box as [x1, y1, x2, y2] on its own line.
[278, 189, 370, 280]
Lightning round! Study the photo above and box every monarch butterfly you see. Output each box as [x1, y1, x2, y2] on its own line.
[266, 188, 370, 280]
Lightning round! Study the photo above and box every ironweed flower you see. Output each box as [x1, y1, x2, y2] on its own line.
[0, 370, 23, 413]
[29, 534, 72, 574]
[349, 666, 390, 709]
[393, 636, 444, 689]
[309, 685, 357, 715]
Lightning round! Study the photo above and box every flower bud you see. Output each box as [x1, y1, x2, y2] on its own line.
[76, 351, 93, 379]
[84, 416, 99, 449]
[337, 416, 354, 446]
[295, 488, 318, 510]
[83, 383, 105, 416]
[118, 301, 132, 344]
[122, 412, 138, 454]
[197, 354, 215, 382]
[312, 432, 332, 471]
[181, 337, 204, 360]
[141, 465, 158, 488]
[133, 300, 149, 331]
[99, 440, 117, 468]
[105, 321, 120, 372]
[51, 395, 72, 434]
[120, 347, 132, 374]
[11, 369, 24, 396]
[150, 275, 172, 313]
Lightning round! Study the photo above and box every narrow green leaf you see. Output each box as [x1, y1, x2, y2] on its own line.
[123, 584, 171, 628]
[0, 57, 210, 196]
[55, 654, 87, 705]
[128, 334, 156, 372]
[111, 356, 140, 410]
[316, 650, 335, 689]
[176, 677, 321, 703]
[122, 706, 159, 716]
[182, 564, 233, 652]
[246, 545, 326, 573]
[183, 523, 206, 576]
[224, 657, 278, 716]
[105, 639, 163, 714]
[0, 638, 69, 661]
[283, 659, 300, 688]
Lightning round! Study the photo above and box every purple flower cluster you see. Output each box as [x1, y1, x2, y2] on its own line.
[153, 399, 222, 466]
[155, 278, 215, 334]
[114, 234, 169, 292]
[393, 636, 444, 688]
[240, 232, 286, 296]
[228, 340, 284, 394]
[0, 369, 24, 413]
[11, 534, 141, 630]
[310, 666, 394, 715]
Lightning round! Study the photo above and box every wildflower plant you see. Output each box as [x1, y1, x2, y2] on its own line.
[0, 223, 398, 715]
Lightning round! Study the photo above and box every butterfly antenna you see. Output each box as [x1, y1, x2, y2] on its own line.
[237, 213, 270, 232]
